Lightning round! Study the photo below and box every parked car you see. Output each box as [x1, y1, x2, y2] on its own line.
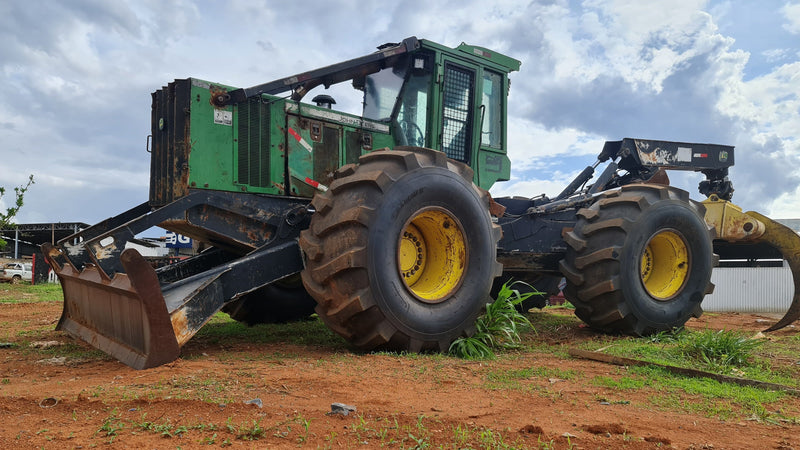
[0, 262, 32, 284]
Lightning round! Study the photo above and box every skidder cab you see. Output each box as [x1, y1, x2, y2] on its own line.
[42, 37, 800, 369]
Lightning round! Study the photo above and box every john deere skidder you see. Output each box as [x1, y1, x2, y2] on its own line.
[42, 37, 800, 369]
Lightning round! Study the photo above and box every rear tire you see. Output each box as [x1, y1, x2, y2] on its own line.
[300, 147, 502, 352]
[11, 275, 22, 285]
[559, 184, 714, 335]
[222, 275, 317, 324]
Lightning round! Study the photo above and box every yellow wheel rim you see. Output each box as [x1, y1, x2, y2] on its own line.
[640, 230, 690, 300]
[398, 208, 467, 303]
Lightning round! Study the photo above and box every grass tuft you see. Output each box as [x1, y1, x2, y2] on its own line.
[680, 329, 762, 369]
[449, 281, 537, 359]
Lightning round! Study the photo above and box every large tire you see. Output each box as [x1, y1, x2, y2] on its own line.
[299, 147, 502, 352]
[559, 184, 715, 335]
[221, 274, 317, 324]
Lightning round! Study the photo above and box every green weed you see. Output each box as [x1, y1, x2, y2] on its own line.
[231, 419, 265, 441]
[449, 281, 536, 359]
[96, 408, 124, 443]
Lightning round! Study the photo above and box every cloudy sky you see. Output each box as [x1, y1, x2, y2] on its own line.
[1, 0, 799, 233]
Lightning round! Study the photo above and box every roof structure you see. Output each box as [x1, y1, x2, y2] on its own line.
[1, 222, 89, 244]
[0, 222, 90, 258]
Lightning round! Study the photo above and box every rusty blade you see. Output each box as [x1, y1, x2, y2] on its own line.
[745, 212, 800, 332]
[44, 243, 181, 369]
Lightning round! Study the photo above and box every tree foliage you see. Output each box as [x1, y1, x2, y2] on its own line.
[0, 174, 34, 249]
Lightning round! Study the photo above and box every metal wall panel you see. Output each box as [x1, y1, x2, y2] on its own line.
[702, 264, 794, 313]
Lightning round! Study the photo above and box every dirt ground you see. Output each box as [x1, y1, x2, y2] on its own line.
[1, 294, 799, 449]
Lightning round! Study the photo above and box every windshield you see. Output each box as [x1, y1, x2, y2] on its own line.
[363, 61, 408, 122]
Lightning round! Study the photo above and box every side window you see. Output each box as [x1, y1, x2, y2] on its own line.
[481, 71, 503, 149]
[397, 73, 430, 147]
[441, 63, 475, 163]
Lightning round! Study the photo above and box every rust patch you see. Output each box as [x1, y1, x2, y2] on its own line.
[482, 189, 506, 217]
[208, 85, 229, 108]
[91, 241, 115, 260]
[645, 168, 670, 185]
[171, 309, 192, 346]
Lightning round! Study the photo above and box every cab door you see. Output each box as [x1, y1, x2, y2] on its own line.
[476, 69, 511, 184]
[435, 57, 511, 188]
[438, 59, 478, 165]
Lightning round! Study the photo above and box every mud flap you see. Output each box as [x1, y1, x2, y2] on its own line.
[45, 244, 180, 369]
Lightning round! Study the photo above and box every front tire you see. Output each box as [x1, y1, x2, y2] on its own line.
[300, 147, 502, 352]
[559, 184, 715, 335]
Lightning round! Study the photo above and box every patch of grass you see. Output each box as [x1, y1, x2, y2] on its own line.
[681, 329, 763, 369]
[343, 413, 527, 449]
[593, 362, 797, 421]
[228, 419, 266, 441]
[527, 310, 581, 331]
[0, 282, 62, 303]
[486, 366, 582, 391]
[592, 373, 650, 391]
[581, 327, 800, 421]
[449, 281, 536, 359]
[589, 328, 788, 381]
[95, 408, 124, 443]
[194, 313, 347, 349]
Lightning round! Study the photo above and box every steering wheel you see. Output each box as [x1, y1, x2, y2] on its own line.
[400, 121, 425, 147]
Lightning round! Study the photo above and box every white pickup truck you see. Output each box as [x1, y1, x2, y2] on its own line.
[0, 262, 32, 283]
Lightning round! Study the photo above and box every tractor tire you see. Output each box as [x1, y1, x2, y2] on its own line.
[299, 147, 502, 352]
[559, 184, 715, 335]
[221, 275, 317, 324]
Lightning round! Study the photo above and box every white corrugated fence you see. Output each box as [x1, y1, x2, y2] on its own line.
[702, 263, 794, 313]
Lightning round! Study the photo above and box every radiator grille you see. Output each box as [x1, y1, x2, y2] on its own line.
[237, 98, 271, 188]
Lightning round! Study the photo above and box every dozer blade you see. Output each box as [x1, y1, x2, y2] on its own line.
[43, 238, 305, 369]
[703, 197, 800, 331]
[746, 211, 800, 332]
[44, 243, 181, 369]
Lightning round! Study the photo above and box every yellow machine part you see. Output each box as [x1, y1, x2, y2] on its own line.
[702, 196, 800, 331]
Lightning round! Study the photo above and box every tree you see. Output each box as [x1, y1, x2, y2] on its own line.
[0, 175, 35, 250]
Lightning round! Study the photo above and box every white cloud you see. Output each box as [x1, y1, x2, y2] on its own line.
[491, 177, 577, 199]
[769, 185, 800, 218]
[1, 0, 799, 225]
[783, 2, 800, 33]
[763, 48, 790, 62]
[554, 1, 727, 93]
[716, 61, 800, 143]
[506, 117, 607, 172]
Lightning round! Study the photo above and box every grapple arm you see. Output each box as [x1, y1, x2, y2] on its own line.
[702, 196, 800, 331]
